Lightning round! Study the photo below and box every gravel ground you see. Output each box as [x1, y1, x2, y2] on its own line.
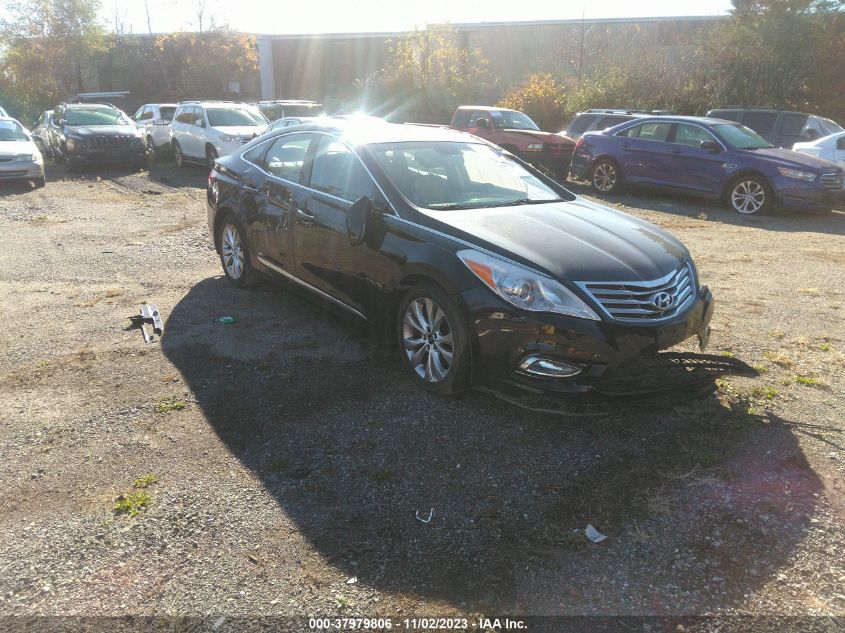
[0, 162, 843, 631]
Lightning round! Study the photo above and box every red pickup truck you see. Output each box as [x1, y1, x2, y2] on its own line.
[449, 106, 576, 181]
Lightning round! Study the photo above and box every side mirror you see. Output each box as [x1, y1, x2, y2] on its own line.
[700, 140, 722, 152]
[346, 196, 372, 246]
[474, 118, 491, 130]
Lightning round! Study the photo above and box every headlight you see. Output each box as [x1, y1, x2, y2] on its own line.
[777, 167, 817, 182]
[457, 249, 600, 320]
[525, 143, 544, 152]
[219, 135, 242, 144]
[15, 153, 39, 163]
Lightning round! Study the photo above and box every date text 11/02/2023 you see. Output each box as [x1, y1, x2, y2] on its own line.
[308, 617, 528, 630]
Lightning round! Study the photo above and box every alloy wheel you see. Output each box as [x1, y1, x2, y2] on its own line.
[593, 162, 617, 192]
[731, 180, 766, 214]
[173, 143, 183, 167]
[402, 297, 454, 383]
[221, 224, 244, 279]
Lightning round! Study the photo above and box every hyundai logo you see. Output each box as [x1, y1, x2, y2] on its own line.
[651, 291, 675, 311]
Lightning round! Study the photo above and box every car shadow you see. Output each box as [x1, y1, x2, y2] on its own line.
[42, 160, 207, 192]
[0, 180, 42, 196]
[160, 276, 823, 612]
[565, 180, 845, 236]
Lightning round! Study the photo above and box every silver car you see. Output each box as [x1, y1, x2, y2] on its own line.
[0, 117, 45, 187]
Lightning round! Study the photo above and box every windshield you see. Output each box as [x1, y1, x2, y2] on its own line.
[0, 120, 29, 141]
[818, 117, 844, 135]
[368, 141, 566, 210]
[66, 108, 131, 126]
[491, 110, 540, 131]
[207, 107, 267, 127]
[712, 123, 774, 150]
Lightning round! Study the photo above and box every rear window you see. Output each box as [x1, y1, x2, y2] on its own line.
[567, 114, 599, 135]
[620, 121, 672, 142]
[452, 109, 472, 128]
[708, 110, 741, 122]
[741, 112, 778, 135]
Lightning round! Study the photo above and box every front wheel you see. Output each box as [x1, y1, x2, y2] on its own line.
[397, 283, 471, 395]
[590, 158, 622, 194]
[146, 136, 158, 160]
[728, 176, 772, 215]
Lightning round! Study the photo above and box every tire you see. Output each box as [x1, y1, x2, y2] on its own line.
[397, 282, 471, 395]
[172, 140, 184, 168]
[206, 145, 218, 170]
[34, 177, 46, 188]
[553, 166, 570, 183]
[590, 158, 622, 194]
[727, 175, 772, 215]
[146, 136, 158, 161]
[216, 214, 257, 288]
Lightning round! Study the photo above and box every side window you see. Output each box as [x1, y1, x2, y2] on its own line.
[175, 108, 189, 124]
[133, 106, 145, 120]
[837, 136, 845, 150]
[264, 133, 312, 181]
[597, 115, 631, 130]
[781, 114, 809, 137]
[674, 123, 718, 147]
[741, 112, 777, 135]
[624, 122, 672, 142]
[452, 109, 472, 128]
[243, 139, 272, 165]
[309, 137, 375, 202]
[567, 114, 599, 135]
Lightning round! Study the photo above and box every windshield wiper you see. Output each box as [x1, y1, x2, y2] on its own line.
[427, 203, 470, 210]
[481, 198, 564, 208]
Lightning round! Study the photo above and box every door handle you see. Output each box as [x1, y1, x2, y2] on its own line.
[296, 207, 315, 226]
[621, 142, 631, 149]
[241, 181, 259, 193]
[671, 149, 682, 155]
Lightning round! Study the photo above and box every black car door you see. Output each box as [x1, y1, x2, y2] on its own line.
[250, 133, 316, 275]
[293, 135, 386, 315]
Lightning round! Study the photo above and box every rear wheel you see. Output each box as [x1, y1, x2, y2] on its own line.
[728, 176, 772, 215]
[217, 215, 257, 287]
[590, 158, 622, 194]
[397, 283, 471, 395]
[172, 140, 184, 168]
[206, 145, 218, 170]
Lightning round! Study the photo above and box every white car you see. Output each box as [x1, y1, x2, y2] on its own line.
[793, 131, 845, 168]
[0, 117, 45, 187]
[169, 101, 268, 168]
[132, 103, 178, 157]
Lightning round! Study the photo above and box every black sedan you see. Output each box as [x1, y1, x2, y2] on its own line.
[207, 120, 714, 396]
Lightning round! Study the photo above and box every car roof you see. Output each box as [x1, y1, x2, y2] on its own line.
[455, 105, 518, 113]
[264, 120, 490, 146]
[64, 102, 117, 109]
[618, 115, 738, 126]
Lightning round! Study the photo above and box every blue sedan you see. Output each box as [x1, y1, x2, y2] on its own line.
[570, 116, 845, 214]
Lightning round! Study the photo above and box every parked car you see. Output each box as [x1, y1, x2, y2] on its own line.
[206, 120, 714, 396]
[0, 116, 45, 187]
[47, 103, 146, 169]
[705, 107, 843, 149]
[68, 91, 139, 116]
[564, 109, 672, 140]
[571, 115, 845, 214]
[170, 101, 269, 169]
[448, 106, 575, 181]
[132, 103, 178, 157]
[793, 131, 845, 168]
[265, 116, 319, 134]
[31, 110, 53, 156]
[254, 100, 324, 122]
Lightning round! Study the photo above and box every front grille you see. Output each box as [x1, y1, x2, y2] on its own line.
[820, 172, 844, 191]
[577, 264, 696, 323]
[89, 135, 133, 149]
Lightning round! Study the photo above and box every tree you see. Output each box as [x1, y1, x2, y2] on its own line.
[0, 0, 107, 115]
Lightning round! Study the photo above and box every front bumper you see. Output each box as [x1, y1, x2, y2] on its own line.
[462, 284, 715, 394]
[0, 161, 44, 180]
[67, 141, 146, 163]
[773, 176, 844, 211]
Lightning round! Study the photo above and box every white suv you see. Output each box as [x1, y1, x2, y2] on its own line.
[169, 101, 268, 168]
[132, 103, 178, 157]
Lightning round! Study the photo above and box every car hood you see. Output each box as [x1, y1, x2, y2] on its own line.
[212, 126, 265, 138]
[501, 129, 576, 145]
[742, 146, 841, 171]
[0, 139, 38, 157]
[67, 125, 140, 137]
[420, 197, 691, 283]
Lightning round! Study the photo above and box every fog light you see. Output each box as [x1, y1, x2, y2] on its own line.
[517, 355, 582, 378]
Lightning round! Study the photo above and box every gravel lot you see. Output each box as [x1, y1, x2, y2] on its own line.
[0, 161, 843, 630]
